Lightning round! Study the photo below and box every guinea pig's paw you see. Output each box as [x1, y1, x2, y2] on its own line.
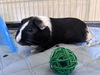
[31, 49, 35, 53]
[34, 46, 46, 53]
[55, 44, 60, 47]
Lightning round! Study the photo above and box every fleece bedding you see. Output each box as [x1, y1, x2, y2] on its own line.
[0, 27, 100, 75]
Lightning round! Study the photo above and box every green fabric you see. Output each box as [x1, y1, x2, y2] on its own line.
[50, 47, 77, 75]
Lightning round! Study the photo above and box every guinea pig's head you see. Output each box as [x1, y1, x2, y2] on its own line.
[15, 16, 51, 46]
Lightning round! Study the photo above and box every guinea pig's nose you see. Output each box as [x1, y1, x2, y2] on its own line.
[18, 41, 32, 46]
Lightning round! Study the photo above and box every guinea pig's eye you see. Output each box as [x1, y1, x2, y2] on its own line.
[27, 28, 33, 32]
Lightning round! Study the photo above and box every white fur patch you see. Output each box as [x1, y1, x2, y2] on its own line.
[86, 27, 92, 41]
[16, 21, 29, 42]
[37, 16, 52, 32]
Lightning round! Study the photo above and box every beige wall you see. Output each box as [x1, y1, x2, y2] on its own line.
[0, 0, 100, 21]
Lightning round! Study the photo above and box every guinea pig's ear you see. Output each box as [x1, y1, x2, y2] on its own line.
[21, 17, 33, 24]
[33, 18, 47, 30]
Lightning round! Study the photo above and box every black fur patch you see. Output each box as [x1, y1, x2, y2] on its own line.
[50, 18, 87, 44]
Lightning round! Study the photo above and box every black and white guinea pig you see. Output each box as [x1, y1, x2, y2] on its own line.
[15, 16, 92, 52]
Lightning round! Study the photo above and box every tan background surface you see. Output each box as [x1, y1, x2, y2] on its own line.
[0, 0, 100, 21]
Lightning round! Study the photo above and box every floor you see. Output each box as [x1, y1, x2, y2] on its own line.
[0, 27, 100, 75]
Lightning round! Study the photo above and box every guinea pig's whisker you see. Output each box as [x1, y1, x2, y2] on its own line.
[26, 40, 33, 44]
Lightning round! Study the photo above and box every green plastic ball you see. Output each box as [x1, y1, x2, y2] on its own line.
[49, 47, 77, 75]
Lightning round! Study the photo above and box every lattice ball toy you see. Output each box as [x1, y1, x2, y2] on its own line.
[49, 47, 77, 75]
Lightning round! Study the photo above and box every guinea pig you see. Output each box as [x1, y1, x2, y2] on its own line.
[15, 16, 92, 52]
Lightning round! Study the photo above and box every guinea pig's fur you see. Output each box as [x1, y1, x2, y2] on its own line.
[15, 16, 92, 52]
